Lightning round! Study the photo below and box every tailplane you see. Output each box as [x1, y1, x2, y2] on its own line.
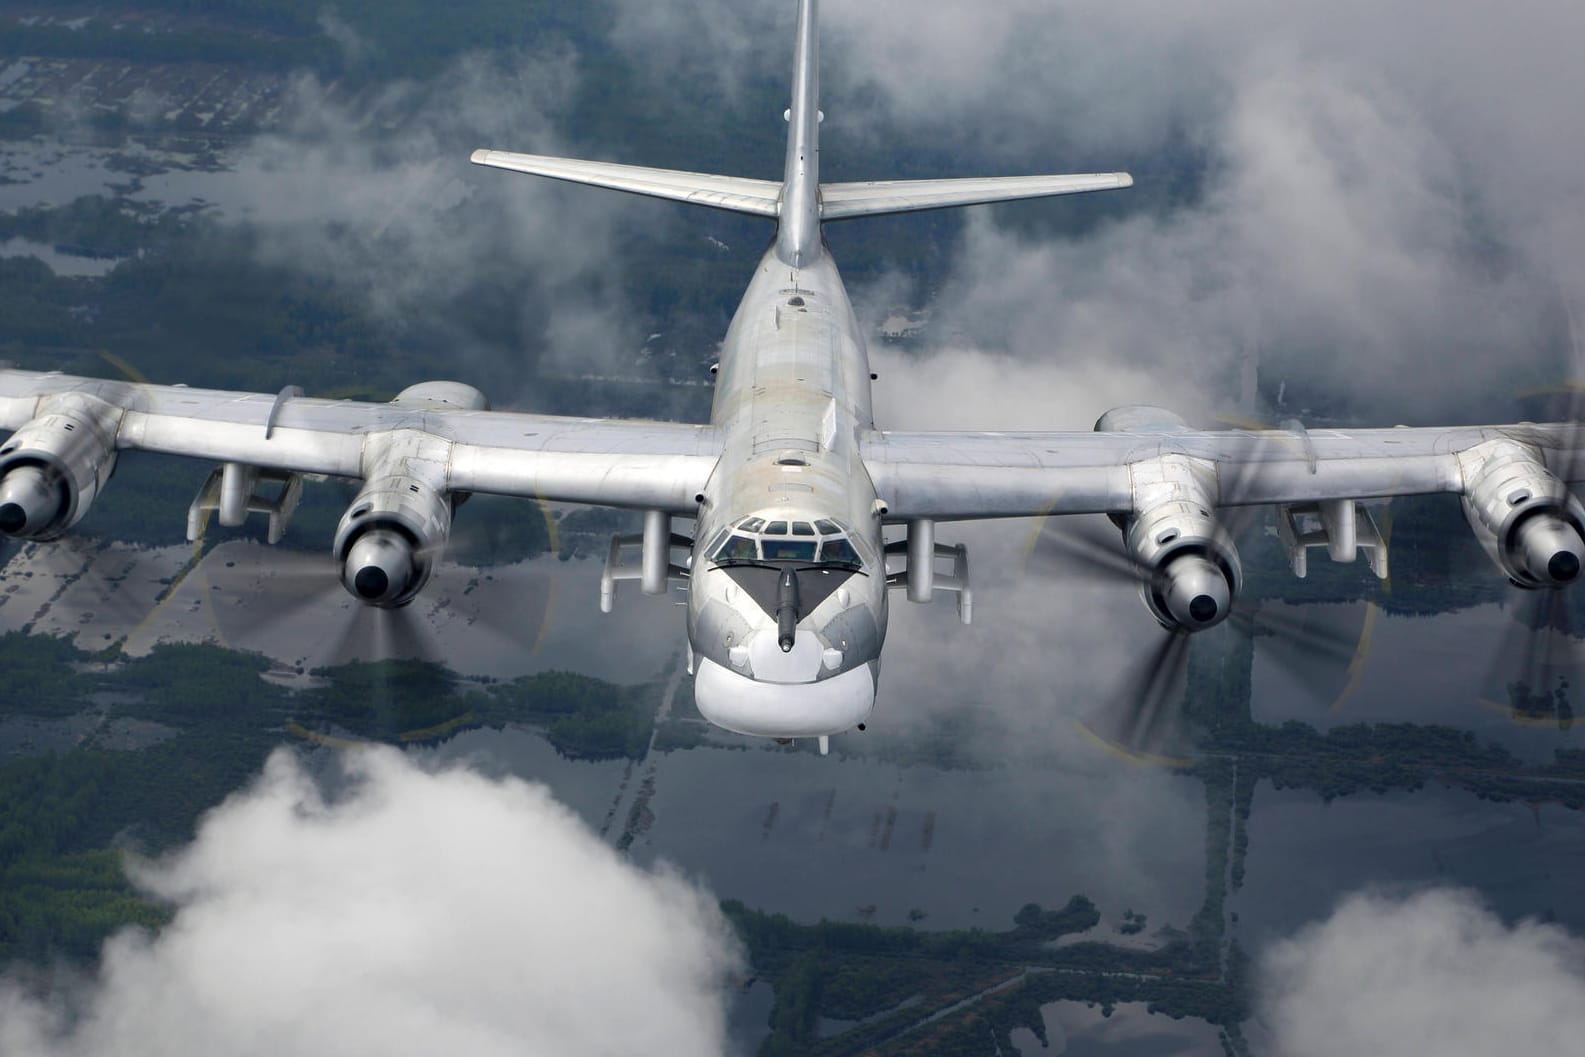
[468, 150, 782, 217]
[471, 0, 1132, 244]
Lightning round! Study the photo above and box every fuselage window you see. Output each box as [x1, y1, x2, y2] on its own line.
[819, 537, 860, 565]
[765, 520, 789, 536]
[762, 538, 817, 562]
[791, 521, 816, 536]
[739, 517, 766, 533]
[815, 519, 841, 535]
[717, 534, 760, 560]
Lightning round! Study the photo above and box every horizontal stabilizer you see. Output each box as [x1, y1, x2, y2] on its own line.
[470, 149, 782, 217]
[820, 173, 1133, 220]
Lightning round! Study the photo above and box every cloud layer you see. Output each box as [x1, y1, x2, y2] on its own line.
[0, 748, 742, 1057]
[192, 52, 667, 404]
[609, 0, 1585, 425]
[1260, 887, 1585, 1056]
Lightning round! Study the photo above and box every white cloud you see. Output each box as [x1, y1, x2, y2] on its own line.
[609, 0, 1585, 422]
[0, 748, 743, 1057]
[1260, 887, 1585, 1057]
[212, 52, 661, 397]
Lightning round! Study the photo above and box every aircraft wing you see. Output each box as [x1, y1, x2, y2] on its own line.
[0, 370, 721, 513]
[859, 423, 1585, 521]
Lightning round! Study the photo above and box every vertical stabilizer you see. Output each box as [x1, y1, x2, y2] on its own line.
[777, 0, 821, 267]
[472, 0, 1132, 228]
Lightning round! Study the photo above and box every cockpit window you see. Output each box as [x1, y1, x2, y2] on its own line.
[762, 538, 817, 561]
[819, 537, 860, 565]
[710, 514, 866, 569]
[718, 534, 759, 560]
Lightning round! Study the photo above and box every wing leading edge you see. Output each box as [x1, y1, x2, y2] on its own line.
[0, 370, 722, 514]
[859, 424, 1585, 522]
[469, 151, 1134, 223]
[820, 173, 1135, 220]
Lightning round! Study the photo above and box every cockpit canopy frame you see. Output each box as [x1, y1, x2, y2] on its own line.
[706, 513, 863, 568]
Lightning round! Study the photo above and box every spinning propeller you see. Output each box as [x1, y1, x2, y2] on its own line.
[1029, 512, 1373, 762]
[1481, 381, 1585, 729]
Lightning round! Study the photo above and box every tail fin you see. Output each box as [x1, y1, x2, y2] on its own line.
[472, 0, 1132, 240]
[776, 0, 821, 267]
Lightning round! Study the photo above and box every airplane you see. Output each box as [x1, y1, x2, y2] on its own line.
[2, 0, 1583, 755]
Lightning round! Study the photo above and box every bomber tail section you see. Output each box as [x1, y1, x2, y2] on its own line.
[775, 0, 822, 266]
[470, 0, 1132, 244]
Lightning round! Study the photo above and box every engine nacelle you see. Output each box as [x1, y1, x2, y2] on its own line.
[1459, 439, 1585, 589]
[1093, 405, 1193, 435]
[1096, 412, 1241, 631]
[1125, 498, 1243, 631]
[0, 396, 119, 541]
[333, 473, 453, 608]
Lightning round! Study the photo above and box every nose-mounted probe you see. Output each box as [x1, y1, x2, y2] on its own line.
[777, 568, 801, 652]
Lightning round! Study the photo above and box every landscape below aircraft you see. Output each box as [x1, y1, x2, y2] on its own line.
[2, 0, 1584, 753]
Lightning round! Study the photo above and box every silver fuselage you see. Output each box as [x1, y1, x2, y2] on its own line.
[686, 242, 889, 737]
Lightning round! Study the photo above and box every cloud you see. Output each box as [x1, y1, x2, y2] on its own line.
[607, 0, 1585, 423]
[0, 748, 743, 1057]
[871, 54, 1552, 427]
[208, 51, 664, 400]
[1259, 887, 1585, 1057]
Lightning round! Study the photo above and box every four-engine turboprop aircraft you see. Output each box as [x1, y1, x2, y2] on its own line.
[3, 0, 1585, 752]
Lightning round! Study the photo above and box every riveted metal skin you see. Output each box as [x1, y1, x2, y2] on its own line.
[1458, 438, 1585, 588]
[0, 393, 121, 540]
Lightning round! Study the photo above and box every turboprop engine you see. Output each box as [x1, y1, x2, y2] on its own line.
[1096, 406, 1242, 631]
[1458, 439, 1585, 589]
[330, 383, 486, 608]
[0, 395, 119, 540]
[1124, 496, 1242, 631]
[333, 473, 453, 608]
